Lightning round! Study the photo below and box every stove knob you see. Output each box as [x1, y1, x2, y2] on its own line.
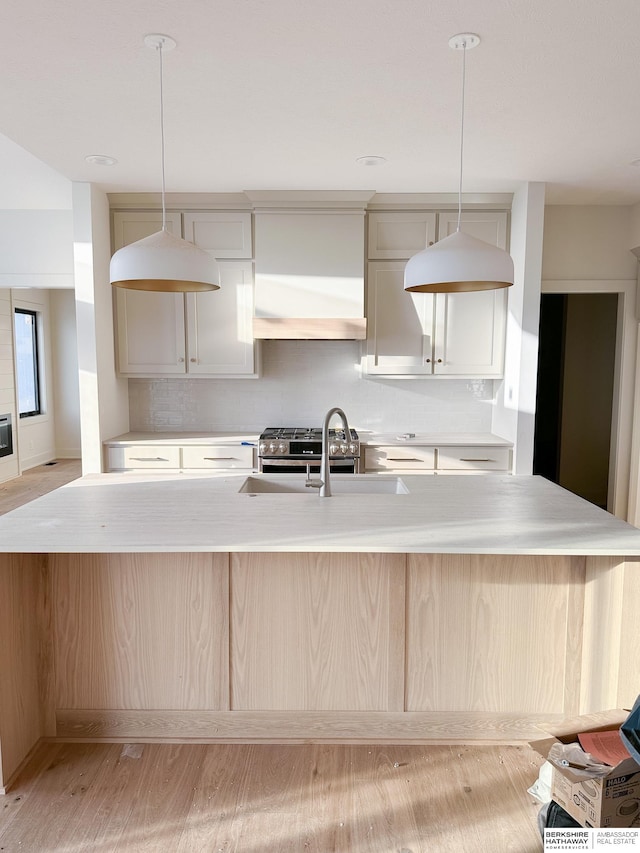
[268, 442, 277, 453]
[259, 442, 267, 454]
[348, 443, 357, 454]
[329, 443, 339, 455]
[278, 443, 287, 453]
[340, 444, 349, 454]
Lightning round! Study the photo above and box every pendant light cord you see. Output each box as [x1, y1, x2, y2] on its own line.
[456, 39, 467, 233]
[157, 41, 167, 231]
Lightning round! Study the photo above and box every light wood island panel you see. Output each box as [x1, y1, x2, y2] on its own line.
[406, 554, 585, 715]
[2, 548, 640, 794]
[0, 554, 51, 793]
[230, 552, 405, 711]
[52, 553, 229, 711]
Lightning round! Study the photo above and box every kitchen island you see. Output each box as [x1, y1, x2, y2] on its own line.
[1, 473, 639, 792]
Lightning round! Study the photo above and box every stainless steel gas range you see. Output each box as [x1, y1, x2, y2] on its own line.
[258, 427, 361, 474]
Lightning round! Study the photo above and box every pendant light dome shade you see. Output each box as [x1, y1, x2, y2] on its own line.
[405, 33, 514, 294]
[404, 230, 514, 293]
[110, 229, 220, 292]
[110, 33, 221, 293]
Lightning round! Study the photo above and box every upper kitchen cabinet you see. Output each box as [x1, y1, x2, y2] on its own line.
[368, 212, 437, 259]
[182, 211, 252, 259]
[365, 261, 434, 375]
[253, 210, 366, 339]
[185, 261, 254, 375]
[113, 210, 258, 377]
[364, 210, 509, 378]
[113, 211, 186, 375]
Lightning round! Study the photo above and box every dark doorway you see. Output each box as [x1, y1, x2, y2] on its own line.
[533, 293, 618, 510]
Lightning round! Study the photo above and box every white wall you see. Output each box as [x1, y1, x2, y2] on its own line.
[0, 134, 78, 481]
[542, 206, 637, 281]
[630, 202, 640, 250]
[491, 182, 546, 473]
[0, 289, 18, 484]
[0, 134, 74, 290]
[50, 289, 81, 458]
[11, 289, 57, 469]
[0, 211, 74, 290]
[0, 132, 72, 210]
[73, 183, 129, 473]
[540, 205, 639, 520]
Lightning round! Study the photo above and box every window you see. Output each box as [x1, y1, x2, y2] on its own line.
[14, 308, 42, 418]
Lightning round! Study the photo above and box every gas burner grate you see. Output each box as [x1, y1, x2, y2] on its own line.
[259, 426, 359, 441]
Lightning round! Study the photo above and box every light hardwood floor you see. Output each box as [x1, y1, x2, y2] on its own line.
[0, 459, 82, 515]
[0, 461, 545, 851]
[0, 742, 544, 852]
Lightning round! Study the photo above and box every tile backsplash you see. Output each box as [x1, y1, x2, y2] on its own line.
[129, 340, 496, 434]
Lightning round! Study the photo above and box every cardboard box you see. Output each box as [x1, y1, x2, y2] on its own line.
[531, 717, 640, 829]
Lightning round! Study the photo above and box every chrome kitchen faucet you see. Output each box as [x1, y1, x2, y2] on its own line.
[305, 407, 352, 497]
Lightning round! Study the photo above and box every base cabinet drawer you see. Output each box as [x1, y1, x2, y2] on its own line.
[437, 446, 512, 471]
[182, 446, 254, 470]
[108, 446, 181, 470]
[365, 446, 435, 472]
[364, 443, 512, 475]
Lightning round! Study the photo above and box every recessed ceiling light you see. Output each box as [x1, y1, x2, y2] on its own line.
[356, 155, 387, 166]
[85, 154, 118, 166]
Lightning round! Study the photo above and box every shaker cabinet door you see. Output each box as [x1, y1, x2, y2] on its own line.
[368, 212, 437, 259]
[115, 290, 186, 375]
[113, 211, 186, 375]
[183, 211, 252, 259]
[433, 211, 508, 377]
[186, 261, 256, 375]
[364, 262, 434, 375]
[433, 289, 507, 377]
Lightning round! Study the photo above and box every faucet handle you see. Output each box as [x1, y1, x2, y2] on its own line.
[305, 480, 323, 489]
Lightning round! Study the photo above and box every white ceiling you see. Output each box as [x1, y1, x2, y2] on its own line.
[3, 0, 640, 205]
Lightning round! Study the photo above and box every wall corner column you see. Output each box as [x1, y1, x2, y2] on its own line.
[72, 182, 129, 474]
[492, 181, 545, 474]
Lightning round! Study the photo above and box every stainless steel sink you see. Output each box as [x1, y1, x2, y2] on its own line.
[239, 475, 410, 495]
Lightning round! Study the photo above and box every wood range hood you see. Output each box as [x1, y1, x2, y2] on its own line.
[249, 191, 372, 340]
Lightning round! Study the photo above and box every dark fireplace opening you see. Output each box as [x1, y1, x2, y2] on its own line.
[0, 414, 13, 459]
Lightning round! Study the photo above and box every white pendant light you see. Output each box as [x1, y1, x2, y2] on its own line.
[110, 34, 220, 293]
[405, 33, 514, 294]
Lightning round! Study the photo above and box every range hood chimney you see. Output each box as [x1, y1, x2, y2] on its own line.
[249, 192, 372, 340]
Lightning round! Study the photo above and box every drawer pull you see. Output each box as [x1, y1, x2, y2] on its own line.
[459, 458, 491, 463]
[203, 456, 237, 461]
[387, 457, 424, 462]
[131, 456, 169, 462]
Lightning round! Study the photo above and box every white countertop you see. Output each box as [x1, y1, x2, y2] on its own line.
[0, 472, 638, 555]
[357, 432, 512, 447]
[104, 431, 511, 447]
[104, 432, 260, 446]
